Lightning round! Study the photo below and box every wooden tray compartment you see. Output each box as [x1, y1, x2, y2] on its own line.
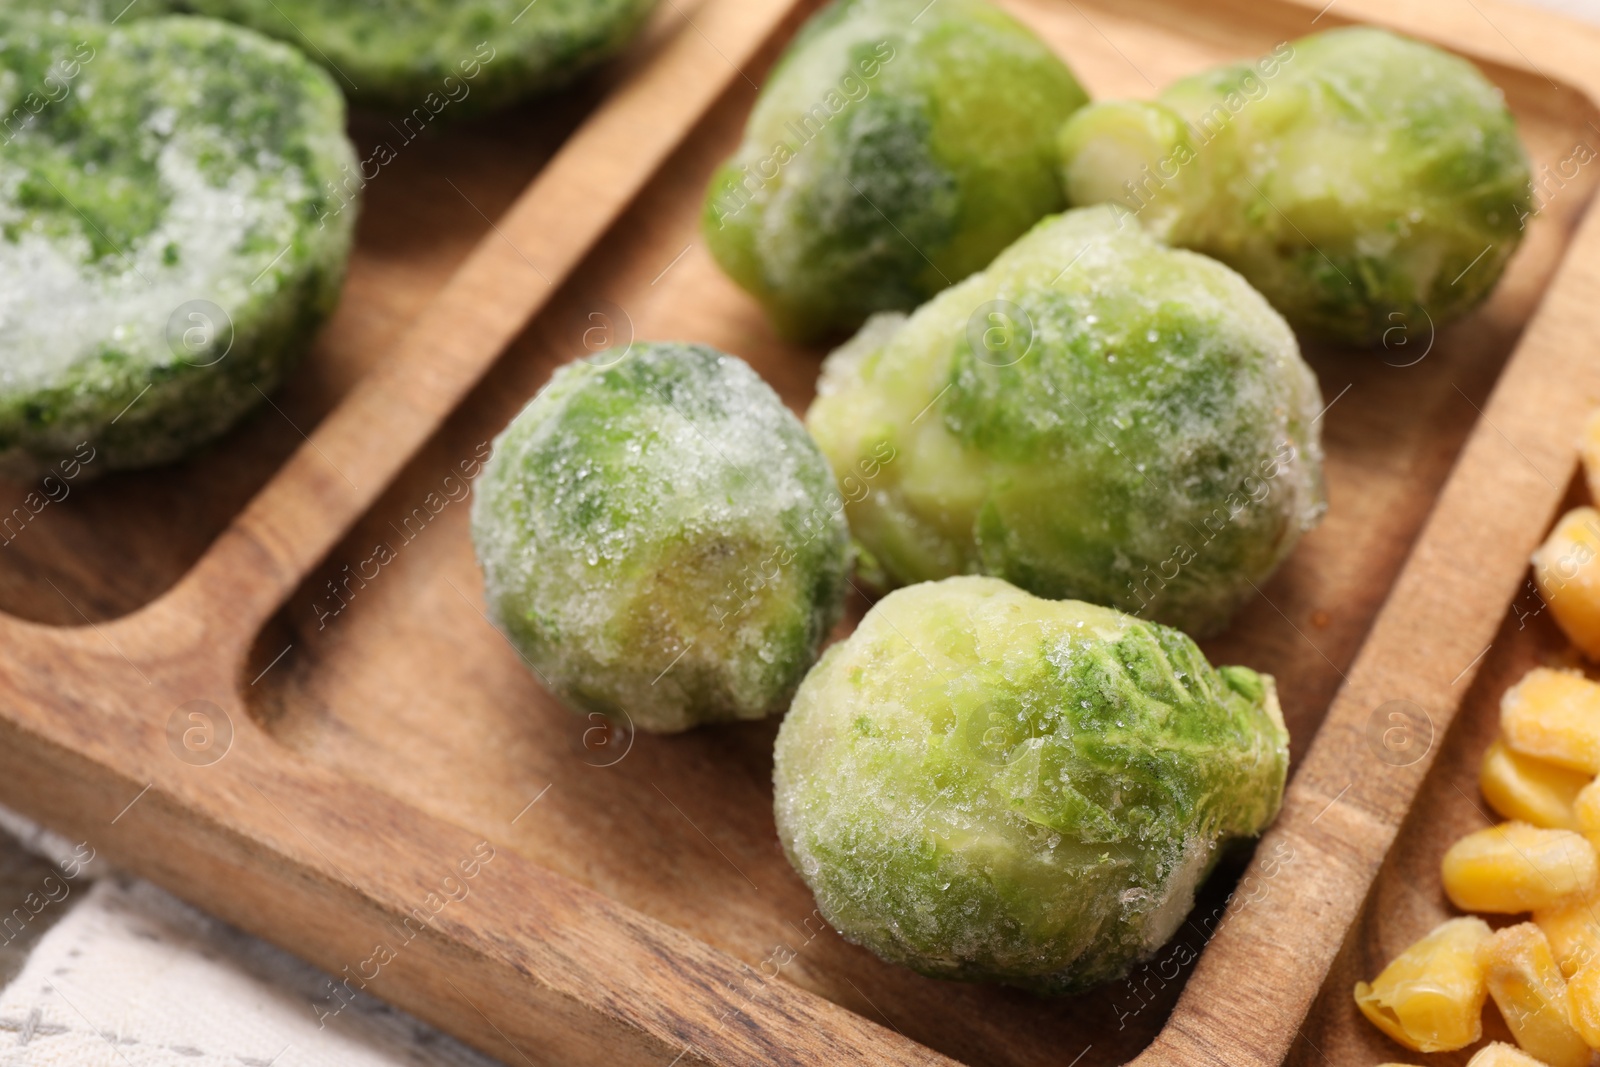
[1294, 474, 1600, 1065]
[2, 0, 1599, 1065]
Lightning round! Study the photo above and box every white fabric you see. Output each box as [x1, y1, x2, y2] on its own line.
[0, 876, 496, 1067]
[0, 810, 101, 881]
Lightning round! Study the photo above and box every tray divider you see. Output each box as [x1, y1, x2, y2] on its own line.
[156, 0, 816, 647]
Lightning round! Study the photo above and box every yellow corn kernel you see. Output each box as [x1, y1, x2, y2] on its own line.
[1534, 888, 1600, 978]
[1503, 668, 1600, 774]
[1477, 923, 1592, 1067]
[1354, 916, 1492, 1052]
[1443, 823, 1600, 913]
[1581, 408, 1600, 503]
[1567, 954, 1600, 1048]
[1534, 508, 1600, 661]
[1467, 1043, 1561, 1066]
[1483, 739, 1591, 830]
[1575, 778, 1600, 844]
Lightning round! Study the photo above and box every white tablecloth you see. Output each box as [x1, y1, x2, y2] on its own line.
[0, 814, 494, 1066]
[0, 878, 496, 1067]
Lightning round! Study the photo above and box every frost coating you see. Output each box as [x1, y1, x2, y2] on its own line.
[0, 13, 356, 474]
[470, 343, 851, 734]
[26, 0, 658, 111]
[703, 0, 1088, 340]
[806, 205, 1325, 636]
[773, 576, 1289, 993]
[1057, 27, 1533, 345]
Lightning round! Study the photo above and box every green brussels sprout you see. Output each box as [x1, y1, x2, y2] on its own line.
[773, 575, 1289, 993]
[0, 13, 356, 474]
[703, 0, 1089, 341]
[1056, 27, 1533, 345]
[20, 0, 657, 111]
[806, 205, 1325, 636]
[470, 343, 851, 734]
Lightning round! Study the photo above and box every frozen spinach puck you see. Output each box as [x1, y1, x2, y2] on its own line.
[0, 13, 357, 473]
[28, 0, 659, 112]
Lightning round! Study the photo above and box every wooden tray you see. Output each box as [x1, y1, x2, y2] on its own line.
[3, 0, 1599, 1063]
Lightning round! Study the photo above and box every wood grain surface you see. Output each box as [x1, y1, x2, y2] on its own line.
[1292, 473, 1599, 1065]
[0, 0, 1597, 1064]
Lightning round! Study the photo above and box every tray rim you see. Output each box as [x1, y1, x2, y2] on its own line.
[1, 0, 1599, 1065]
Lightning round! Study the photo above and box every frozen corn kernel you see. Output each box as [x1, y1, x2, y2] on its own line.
[1575, 779, 1600, 849]
[1567, 954, 1600, 1048]
[1581, 409, 1600, 504]
[1354, 917, 1492, 1052]
[1467, 1042, 1562, 1066]
[1477, 923, 1592, 1067]
[1534, 888, 1600, 978]
[1534, 508, 1600, 660]
[1503, 669, 1600, 774]
[1442, 823, 1599, 913]
[1483, 739, 1590, 830]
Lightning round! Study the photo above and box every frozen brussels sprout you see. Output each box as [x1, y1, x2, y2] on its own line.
[23, 0, 657, 111]
[806, 205, 1325, 636]
[703, 0, 1088, 340]
[773, 576, 1289, 992]
[0, 13, 355, 474]
[470, 342, 850, 734]
[1057, 27, 1532, 345]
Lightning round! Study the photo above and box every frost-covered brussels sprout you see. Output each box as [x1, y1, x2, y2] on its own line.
[703, 0, 1088, 340]
[470, 343, 850, 734]
[1057, 27, 1532, 345]
[806, 206, 1325, 636]
[774, 576, 1289, 992]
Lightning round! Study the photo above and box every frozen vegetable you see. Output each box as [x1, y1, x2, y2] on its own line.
[772, 576, 1289, 992]
[1354, 917, 1492, 1053]
[1057, 27, 1532, 345]
[704, 0, 1088, 339]
[806, 206, 1325, 635]
[23, 0, 656, 110]
[0, 13, 356, 474]
[1480, 740, 1588, 831]
[1476, 923, 1590, 1067]
[1502, 669, 1600, 775]
[470, 342, 850, 733]
[1533, 508, 1600, 661]
[1441, 823, 1598, 913]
